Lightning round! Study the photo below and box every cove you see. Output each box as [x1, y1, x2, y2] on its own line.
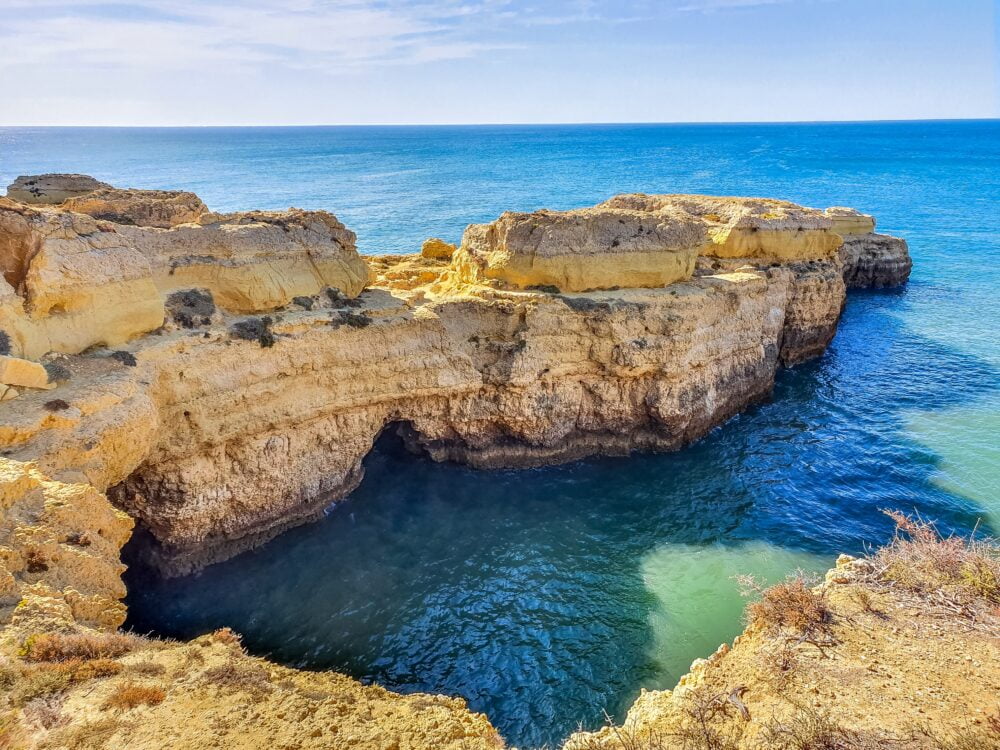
[123, 287, 998, 749]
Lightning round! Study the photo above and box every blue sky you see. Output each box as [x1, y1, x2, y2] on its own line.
[0, 0, 997, 125]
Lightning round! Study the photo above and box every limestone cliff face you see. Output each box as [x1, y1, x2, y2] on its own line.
[826, 208, 912, 288]
[449, 206, 706, 292]
[0, 187, 910, 576]
[0, 199, 367, 359]
[0, 182, 916, 749]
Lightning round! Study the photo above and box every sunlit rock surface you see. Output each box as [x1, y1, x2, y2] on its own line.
[0, 183, 918, 749]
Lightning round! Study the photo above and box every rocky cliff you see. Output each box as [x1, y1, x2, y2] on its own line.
[0, 176, 920, 748]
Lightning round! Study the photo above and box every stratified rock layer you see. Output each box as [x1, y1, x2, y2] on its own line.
[827, 207, 913, 287]
[62, 187, 208, 228]
[0, 199, 368, 359]
[449, 206, 706, 292]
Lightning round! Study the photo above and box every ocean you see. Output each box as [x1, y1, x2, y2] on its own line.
[2, 121, 998, 747]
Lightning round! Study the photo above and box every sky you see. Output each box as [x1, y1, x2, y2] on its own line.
[0, 0, 997, 125]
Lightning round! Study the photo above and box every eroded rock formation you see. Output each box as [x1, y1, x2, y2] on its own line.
[0, 177, 917, 748]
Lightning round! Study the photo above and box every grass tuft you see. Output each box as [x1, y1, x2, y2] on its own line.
[872, 510, 1000, 611]
[22, 632, 140, 663]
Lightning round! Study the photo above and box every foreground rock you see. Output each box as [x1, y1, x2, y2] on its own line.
[0, 183, 917, 748]
[566, 529, 1000, 749]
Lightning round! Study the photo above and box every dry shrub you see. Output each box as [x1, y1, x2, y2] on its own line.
[669, 686, 747, 750]
[22, 632, 140, 663]
[569, 713, 669, 750]
[738, 575, 831, 638]
[914, 710, 1000, 750]
[101, 682, 166, 711]
[43, 717, 123, 750]
[873, 511, 1000, 610]
[0, 710, 28, 750]
[127, 661, 166, 677]
[69, 659, 123, 681]
[754, 641, 799, 693]
[7, 659, 124, 706]
[211, 627, 242, 647]
[202, 661, 272, 694]
[758, 705, 897, 749]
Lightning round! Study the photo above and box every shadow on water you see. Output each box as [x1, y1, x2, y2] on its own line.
[123, 288, 1000, 748]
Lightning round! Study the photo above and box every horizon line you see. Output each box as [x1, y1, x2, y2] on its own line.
[2, 117, 998, 129]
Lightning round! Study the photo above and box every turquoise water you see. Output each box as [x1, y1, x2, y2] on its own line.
[3, 122, 999, 748]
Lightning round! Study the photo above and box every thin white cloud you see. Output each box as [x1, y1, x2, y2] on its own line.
[0, 0, 523, 75]
[675, 0, 791, 11]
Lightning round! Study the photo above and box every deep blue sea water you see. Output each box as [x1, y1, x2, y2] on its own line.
[2, 122, 998, 748]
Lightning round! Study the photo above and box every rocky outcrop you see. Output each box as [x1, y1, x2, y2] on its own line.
[827, 207, 913, 288]
[62, 187, 208, 228]
[0, 199, 367, 359]
[0, 185, 915, 748]
[603, 194, 845, 261]
[6, 174, 110, 205]
[0, 191, 910, 574]
[447, 206, 706, 292]
[565, 552, 1000, 749]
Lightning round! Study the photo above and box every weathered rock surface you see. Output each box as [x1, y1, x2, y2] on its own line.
[0, 459, 133, 630]
[62, 187, 208, 228]
[448, 206, 706, 292]
[827, 207, 913, 288]
[603, 194, 845, 261]
[565, 555, 1000, 750]
[421, 236, 457, 259]
[6, 174, 110, 205]
[0, 200, 367, 359]
[0, 187, 916, 749]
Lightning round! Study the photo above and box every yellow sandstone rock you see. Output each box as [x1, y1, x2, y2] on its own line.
[0, 199, 368, 359]
[0, 355, 54, 390]
[421, 236, 457, 259]
[63, 187, 208, 228]
[448, 206, 706, 292]
[602, 193, 845, 261]
[0, 187, 916, 750]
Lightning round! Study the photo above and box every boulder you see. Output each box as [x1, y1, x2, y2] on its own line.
[421, 237, 456, 260]
[6, 174, 110, 205]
